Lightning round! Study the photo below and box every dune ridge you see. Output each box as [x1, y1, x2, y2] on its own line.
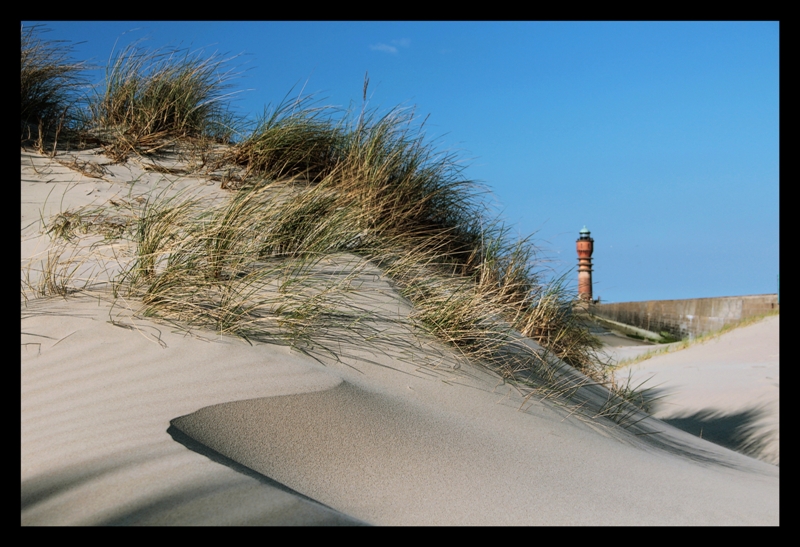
[22, 146, 778, 524]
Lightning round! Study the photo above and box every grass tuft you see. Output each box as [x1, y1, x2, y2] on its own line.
[88, 41, 242, 161]
[218, 94, 344, 185]
[20, 24, 88, 149]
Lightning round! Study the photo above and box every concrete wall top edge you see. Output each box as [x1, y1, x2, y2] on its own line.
[590, 293, 778, 339]
[597, 293, 778, 306]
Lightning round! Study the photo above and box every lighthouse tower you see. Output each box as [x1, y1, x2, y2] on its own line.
[576, 226, 594, 303]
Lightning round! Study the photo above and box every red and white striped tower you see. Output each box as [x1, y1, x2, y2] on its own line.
[576, 226, 594, 303]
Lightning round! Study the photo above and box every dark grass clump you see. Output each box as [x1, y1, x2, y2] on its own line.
[88, 41, 241, 160]
[216, 95, 346, 186]
[223, 99, 486, 270]
[20, 24, 88, 148]
[335, 106, 485, 266]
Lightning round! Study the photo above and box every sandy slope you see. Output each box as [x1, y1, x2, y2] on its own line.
[21, 148, 778, 525]
[609, 316, 779, 466]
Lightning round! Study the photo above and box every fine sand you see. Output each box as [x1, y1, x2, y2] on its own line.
[606, 316, 779, 466]
[21, 148, 779, 525]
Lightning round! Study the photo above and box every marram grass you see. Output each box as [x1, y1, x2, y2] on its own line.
[20, 24, 88, 148]
[22, 35, 629, 420]
[93, 43, 237, 136]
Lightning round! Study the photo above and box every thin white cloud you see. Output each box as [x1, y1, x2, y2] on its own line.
[370, 43, 398, 54]
[369, 39, 410, 55]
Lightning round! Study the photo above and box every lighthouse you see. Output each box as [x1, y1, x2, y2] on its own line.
[576, 226, 594, 303]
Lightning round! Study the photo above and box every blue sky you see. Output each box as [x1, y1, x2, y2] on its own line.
[23, 21, 779, 303]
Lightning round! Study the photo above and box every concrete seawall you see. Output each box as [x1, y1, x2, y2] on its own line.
[591, 294, 779, 340]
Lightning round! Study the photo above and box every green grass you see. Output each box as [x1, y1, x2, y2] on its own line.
[658, 331, 682, 344]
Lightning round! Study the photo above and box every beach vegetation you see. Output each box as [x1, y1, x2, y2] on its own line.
[658, 331, 681, 343]
[110, 94, 607, 385]
[85, 41, 242, 161]
[20, 24, 88, 151]
[216, 95, 345, 186]
[22, 36, 630, 422]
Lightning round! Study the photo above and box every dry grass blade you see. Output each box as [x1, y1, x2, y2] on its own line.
[22, 241, 108, 300]
[20, 24, 88, 148]
[592, 372, 666, 428]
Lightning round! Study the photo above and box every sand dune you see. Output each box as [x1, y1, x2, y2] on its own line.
[609, 316, 779, 466]
[21, 149, 778, 525]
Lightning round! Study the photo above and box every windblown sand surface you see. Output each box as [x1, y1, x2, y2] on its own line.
[21, 148, 778, 525]
[608, 316, 779, 466]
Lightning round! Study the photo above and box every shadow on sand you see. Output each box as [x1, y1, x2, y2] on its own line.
[660, 406, 777, 465]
